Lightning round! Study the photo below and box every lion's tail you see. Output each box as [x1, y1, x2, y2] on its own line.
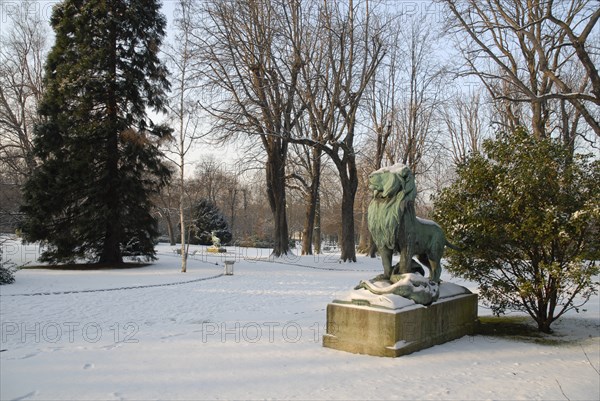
[445, 241, 464, 252]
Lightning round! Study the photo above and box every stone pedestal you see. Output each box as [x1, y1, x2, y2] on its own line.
[207, 246, 227, 253]
[323, 284, 478, 357]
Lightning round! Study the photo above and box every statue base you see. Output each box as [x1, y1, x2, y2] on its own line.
[207, 246, 227, 253]
[323, 283, 478, 357]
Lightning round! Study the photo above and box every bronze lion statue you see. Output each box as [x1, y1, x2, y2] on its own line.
[367, 164, 458, 283]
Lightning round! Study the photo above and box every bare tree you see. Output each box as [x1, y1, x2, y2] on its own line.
[163, 0, 206, 272]
[442, 89, 488, 165]
[0, 1, 47, 178]
[545, 2, 600, 100]
[295, 0, 386, 262]
[154, 163, 179, 245]
[194, 0, 307, 257]
[0, 2, 48, 229]
[366, 15, 398, 173]
[385, 19, 446, 176]
[355, 153, 376, 254]
[441, 0, 600, 143]
[286, 138, 323, 255]
[222, 172, 241, 238]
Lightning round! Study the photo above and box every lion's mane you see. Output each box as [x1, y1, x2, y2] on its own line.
[368, 194, 404, 250]
[367, 168, 416, 252]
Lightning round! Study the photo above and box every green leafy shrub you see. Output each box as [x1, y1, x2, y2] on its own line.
[433, 128, 600, 333]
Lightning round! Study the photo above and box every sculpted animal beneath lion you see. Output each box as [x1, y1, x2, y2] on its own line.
[367, 165, 458, 283]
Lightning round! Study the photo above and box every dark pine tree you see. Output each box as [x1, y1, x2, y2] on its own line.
[188, 199, 232, 246]
[21, 0, 172, 264]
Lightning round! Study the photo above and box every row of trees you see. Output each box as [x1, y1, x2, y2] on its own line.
[166, 0, 598, 262]
[166, 0, 463, 261]
[186, 0, 386, 261]
[2, 0, 598, 260]
[154, 157, 345, 249]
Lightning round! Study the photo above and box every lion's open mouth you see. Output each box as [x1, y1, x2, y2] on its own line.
[369, 185, 382, 198]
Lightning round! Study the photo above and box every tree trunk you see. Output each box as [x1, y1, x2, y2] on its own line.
[99, 17, 122, 265]
[266, 141, 290, 257]
[368, 238, 377, 258]
[356, 190, 369, 254]
[179, 159, 187, 272]
[301, 199, 316, 255]
[179, 59, 187, 272]
[536, 315, 553, 334]
[339, 178, 357, 262]
[165, 214, 176, 246]
[329, 146, 359, 262]
[229, 187, 237, 238]
[301, 147, 321, 255]
[537, 321, 552, 334]
[313, 193, 321, 254]
[532, 294, 552, 333]
[99, 132, 122, 264]
[531, 101, 545, 139]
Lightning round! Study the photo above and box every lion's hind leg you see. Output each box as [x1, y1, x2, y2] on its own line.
[418, 251, 441, 282]
[427, 258, 442, 283]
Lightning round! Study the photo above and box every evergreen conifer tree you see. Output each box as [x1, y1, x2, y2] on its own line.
[188, 199, 232, 246]
[21, 0, 172, 264]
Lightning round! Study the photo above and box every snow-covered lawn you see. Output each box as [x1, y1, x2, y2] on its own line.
[1, 240, 599, 400]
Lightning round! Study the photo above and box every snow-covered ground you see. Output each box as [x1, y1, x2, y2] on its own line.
[1, 239, 598, 400]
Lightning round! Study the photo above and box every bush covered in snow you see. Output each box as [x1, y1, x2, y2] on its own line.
[0, 240, 16, 285]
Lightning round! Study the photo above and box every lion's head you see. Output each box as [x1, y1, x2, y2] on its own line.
[367, 164, 416, 249]
[369, 170, 401, 199]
